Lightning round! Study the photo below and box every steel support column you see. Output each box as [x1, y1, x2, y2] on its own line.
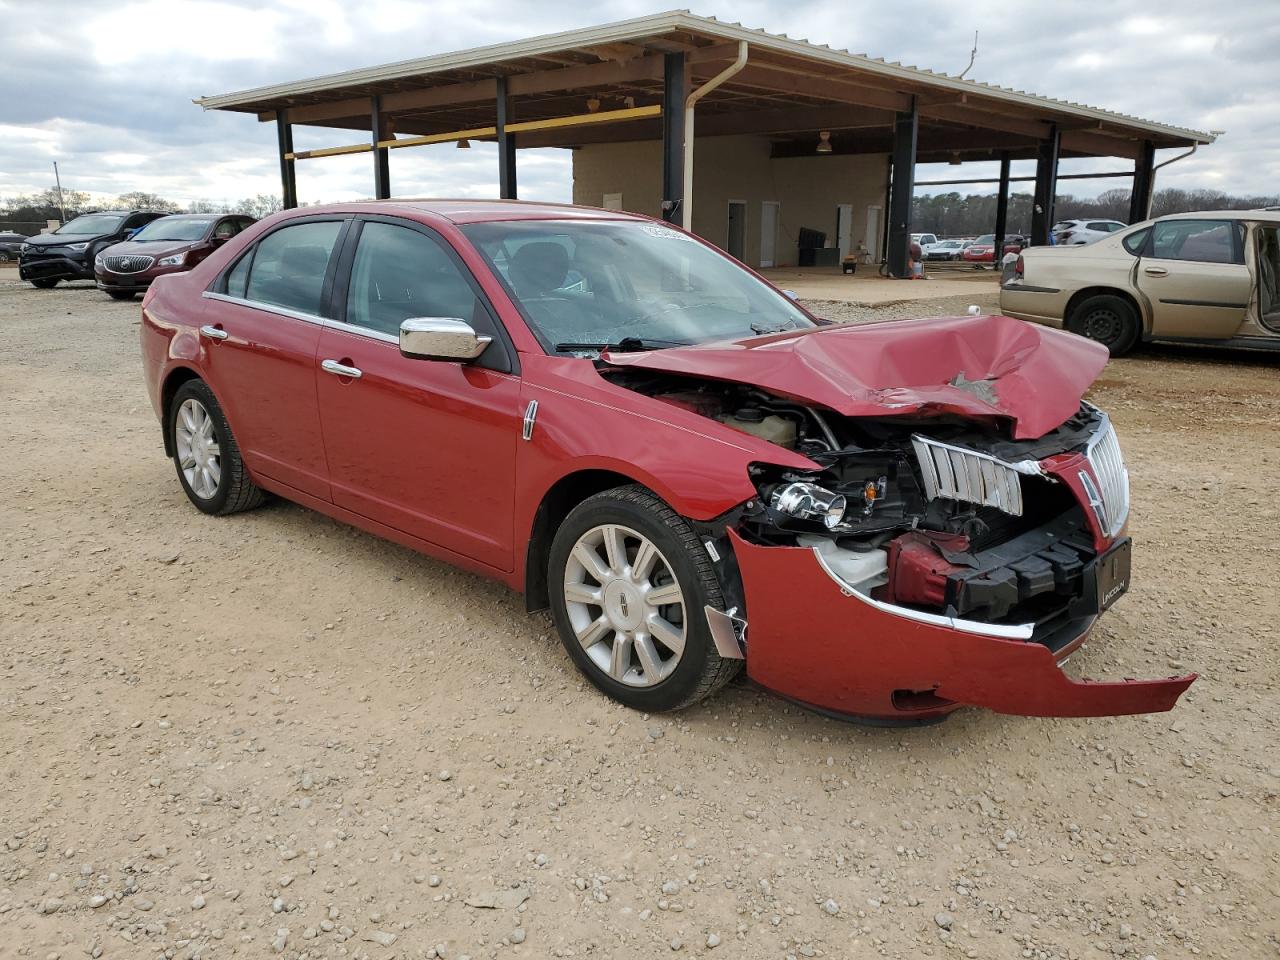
[1129, 140, 1156, 224]
[993, 151, 1011, 263]
[496, 77, 517, 200]
[886, 99, 918, 279]
[1031, 125, 1060, 245]
[371, 95, 391, 200]
[661, 52, 686, 224]
[276, 114, 297, 210]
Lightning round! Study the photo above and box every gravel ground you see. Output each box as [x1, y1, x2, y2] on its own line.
[1, 276, 1277, 960]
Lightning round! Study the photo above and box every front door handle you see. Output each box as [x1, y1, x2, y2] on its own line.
[200, 324, 229, 340]
[321, 359, 363, 379]
[1143, 266, 1169, 277]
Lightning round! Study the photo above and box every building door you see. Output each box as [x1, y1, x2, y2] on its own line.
[760, 201, 780, 268]
[836, 203, 854, 259]
[865, 204, 883, 261]
[726, 201, 746, 261]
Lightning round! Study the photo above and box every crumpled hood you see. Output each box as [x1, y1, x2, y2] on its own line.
[603, 314, 1108, 440]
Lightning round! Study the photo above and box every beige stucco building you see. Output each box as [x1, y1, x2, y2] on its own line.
[573, 134, 887, 268]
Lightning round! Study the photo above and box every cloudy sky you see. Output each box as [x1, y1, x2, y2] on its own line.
[2, 0, 1277, 208]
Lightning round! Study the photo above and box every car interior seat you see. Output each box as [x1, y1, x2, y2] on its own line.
[509, 242, 570, 298]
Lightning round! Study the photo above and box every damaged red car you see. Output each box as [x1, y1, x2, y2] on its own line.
[139, 201, 1195, 724]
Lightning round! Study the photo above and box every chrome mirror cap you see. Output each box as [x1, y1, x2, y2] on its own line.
[399, 317, 492, 361]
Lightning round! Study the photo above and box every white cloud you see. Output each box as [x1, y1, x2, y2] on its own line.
[2, 0, 1276, 209]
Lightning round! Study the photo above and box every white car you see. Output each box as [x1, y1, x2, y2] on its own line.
[1052, 219, 1127, 245]
[910, 232, 938, 248]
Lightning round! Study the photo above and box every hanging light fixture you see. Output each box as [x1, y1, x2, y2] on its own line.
[815, 131, 833, 154]
[456, 138, 471, 149]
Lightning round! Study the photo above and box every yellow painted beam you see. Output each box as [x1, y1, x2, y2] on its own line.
[288, 104, 662, 160]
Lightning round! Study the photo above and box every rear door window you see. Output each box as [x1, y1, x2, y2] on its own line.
[1148, 219, 1243, 264]
[241, 220, 343, 316]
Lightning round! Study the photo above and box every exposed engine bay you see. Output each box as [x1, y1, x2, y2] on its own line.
[606, 368, 1125, 635]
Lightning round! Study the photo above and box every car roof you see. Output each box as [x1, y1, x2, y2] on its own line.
[288, 198, 652, 226]
[149, 213, 225, 221]
[1155, 209, 1280, 224]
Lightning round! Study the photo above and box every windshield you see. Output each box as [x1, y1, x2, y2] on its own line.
[54, 214, 124, 236]
[130, 217, 210, 242]
[974, 234, 995, 244]
[460, 219, 816, 353]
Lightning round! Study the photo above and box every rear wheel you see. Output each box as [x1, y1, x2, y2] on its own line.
[30, 278, 58, 289]
[1067, 293, 1140, 356]
[548, 485, 739, 712]
[169, 379, 264, 516]
[107, 290, 137, 301]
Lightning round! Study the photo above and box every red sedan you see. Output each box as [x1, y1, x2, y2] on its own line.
[139, 201, 1194, 724]
[962, 233, 1024, 265]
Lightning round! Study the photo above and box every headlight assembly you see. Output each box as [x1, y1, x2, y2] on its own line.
[770, 481, 847, 530]
[158, 252, 186, 266]
[66, 242, 89, 252]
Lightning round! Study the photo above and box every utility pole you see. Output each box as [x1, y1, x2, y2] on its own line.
[52, 161, 66, 223]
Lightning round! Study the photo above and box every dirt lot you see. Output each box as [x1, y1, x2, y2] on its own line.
[1, 275, 1277, 960]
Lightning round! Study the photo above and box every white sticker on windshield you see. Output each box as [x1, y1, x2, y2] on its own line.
[641, 223, 696, 242]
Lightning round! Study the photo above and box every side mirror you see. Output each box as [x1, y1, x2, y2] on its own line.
[210, 234, 230, 246]
[399, 317, 491, 361]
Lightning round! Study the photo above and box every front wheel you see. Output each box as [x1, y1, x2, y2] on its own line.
[1067, 293, 1140, 356]
[30, 278, 58, 289]
[169, 379, 264, 515]
[107, 290, 137, 301]
[548, 486, 739, 712]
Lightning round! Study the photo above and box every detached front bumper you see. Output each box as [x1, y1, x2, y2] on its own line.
[730, 529, 1195, 722]
[19, 255, 93, 282]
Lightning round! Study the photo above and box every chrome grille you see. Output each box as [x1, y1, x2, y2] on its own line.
[1082, 416, 1129, 537]
[101, 255, 154, 274]
[911, 435, 1040, 518]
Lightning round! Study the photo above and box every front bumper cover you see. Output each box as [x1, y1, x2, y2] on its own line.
[730, 529, 1195, 721]
[20, 254, 93, 281]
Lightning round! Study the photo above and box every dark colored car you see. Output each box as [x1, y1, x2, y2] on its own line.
[0, 231, 28, 262]
[19, 210, 165, 288]
[139, 200, 1195, 724]
[95, 213, 256, 301]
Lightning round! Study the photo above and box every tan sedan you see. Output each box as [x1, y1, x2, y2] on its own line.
[1000, 210, 1280, 355]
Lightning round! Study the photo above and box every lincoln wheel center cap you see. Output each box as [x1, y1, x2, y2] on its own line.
[603, 579, 644, 632]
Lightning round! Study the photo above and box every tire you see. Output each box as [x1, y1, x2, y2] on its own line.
[107, 290, 137, 301]
[30, 278, 58, 289]
[169, 379, 264, 516]
[548, 485, 740, 712]
[1067, 293, 1141, 356]
[0, 252, 11, 263]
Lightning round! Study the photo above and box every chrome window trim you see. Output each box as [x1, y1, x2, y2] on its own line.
[810, 545, 1036, 641]
[201, 290, 398, 346]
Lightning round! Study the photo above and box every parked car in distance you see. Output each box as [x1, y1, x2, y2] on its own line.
[1053, 219, 1127, 245]
[95, 213, 256, 300]
[1001, 210, 1280, 355]
[924, 239, 966, 261]
[0, 230, 28, 262]
[140, 200, 1195, 724]
[19, 210, 166, 288]
[911, 231, 939, 248]
[962, 234, 1023, 265]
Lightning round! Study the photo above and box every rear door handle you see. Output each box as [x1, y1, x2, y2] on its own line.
[1143, 266, 1168, 277]
[321, 359, 363, 379]
[200, 324, 228, 340]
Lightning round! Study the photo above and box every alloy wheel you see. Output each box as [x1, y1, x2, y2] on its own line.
[175, 398, 222, 500]
[562, 523, 687, 687]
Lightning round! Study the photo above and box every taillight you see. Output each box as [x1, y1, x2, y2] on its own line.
[1015, 255, 1024, 277]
